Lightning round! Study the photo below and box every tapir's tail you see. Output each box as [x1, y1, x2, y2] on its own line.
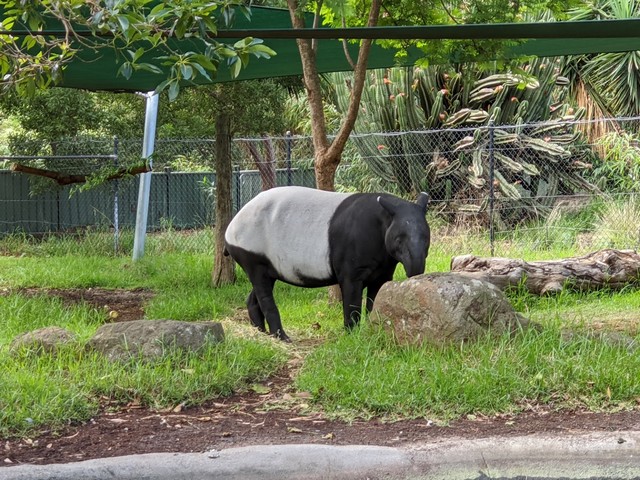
[223, 247, 229, 257]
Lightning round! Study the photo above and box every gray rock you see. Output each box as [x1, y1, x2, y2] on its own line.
[10, 326, 77, 354]
[86, 320, 224, 361]
[371, 272, 532, 347]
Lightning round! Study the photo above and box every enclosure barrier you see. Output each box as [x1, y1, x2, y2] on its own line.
[2, 117, 640, 256]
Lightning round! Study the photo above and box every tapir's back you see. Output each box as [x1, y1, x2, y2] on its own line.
[225, 186, 352, 286]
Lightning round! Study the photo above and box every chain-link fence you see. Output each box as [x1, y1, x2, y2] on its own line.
[2, 116, 640, 257]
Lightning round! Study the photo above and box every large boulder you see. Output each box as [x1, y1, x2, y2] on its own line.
[10, 326, 77, 355]
[371, 273, 532, 347]
[87, 319, 224, 361]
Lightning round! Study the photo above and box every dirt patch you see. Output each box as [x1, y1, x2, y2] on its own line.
[6, 287, 154, 323]
[4, 371, 640, 466]
[2, 288, 640, 467]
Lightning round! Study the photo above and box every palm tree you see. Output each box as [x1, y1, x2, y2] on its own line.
[564, 0, 640, 139]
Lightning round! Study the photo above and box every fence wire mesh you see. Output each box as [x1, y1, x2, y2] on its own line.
[2, 116, 639, 258]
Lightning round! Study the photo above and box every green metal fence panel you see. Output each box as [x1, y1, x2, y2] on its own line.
[1, 169, 316, 235]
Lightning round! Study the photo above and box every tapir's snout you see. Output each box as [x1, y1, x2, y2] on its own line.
[402, 257, 426, 278]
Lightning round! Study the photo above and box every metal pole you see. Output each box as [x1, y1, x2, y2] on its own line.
[488, 120, 496, 257]
[285, 130, 292, 186]
[113, 136, 119, 253]
[132, 92, 159, 261]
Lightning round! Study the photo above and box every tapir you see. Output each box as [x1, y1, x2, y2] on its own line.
[224, 186, 430, 341]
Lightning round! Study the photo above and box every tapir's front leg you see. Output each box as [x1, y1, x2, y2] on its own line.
[340, 280, 365, 330]
[364, 274, 392, 313]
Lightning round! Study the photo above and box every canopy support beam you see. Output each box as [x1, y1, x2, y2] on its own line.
[132, 92, 159, 261]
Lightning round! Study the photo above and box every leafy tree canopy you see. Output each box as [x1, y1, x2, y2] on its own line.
[313, 0, 583, 65]
[0, 0, 276, 99]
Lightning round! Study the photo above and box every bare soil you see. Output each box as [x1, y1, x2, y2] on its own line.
[3, 288, 640, 467]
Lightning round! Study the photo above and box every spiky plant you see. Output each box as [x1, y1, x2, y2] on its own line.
[330, 60, 597, 226]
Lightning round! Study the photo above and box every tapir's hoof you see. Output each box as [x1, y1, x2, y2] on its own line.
[272, 330, 291, 343]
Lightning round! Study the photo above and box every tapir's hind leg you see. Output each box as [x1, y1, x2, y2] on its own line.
[248, 269, 291, 342]
[246, 290, 266, 332]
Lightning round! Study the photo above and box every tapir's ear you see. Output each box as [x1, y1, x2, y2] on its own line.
[416, 192, 430, 213]
[377, 195, 397, 216]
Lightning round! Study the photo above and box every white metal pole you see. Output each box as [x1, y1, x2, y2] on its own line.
[132, 92, 159, 261]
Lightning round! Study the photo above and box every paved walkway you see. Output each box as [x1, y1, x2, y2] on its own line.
[1, 431, 640, 479]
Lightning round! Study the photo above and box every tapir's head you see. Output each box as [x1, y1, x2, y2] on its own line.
[378, 192, 430, 278]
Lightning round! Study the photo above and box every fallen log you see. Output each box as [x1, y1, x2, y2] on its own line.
[10, 163, 150, 186]
[450, 249, 640, 295]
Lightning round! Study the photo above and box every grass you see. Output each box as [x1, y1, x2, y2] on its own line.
[1, 335, 286, 437]
[295, 322, 640, 422]
[1, 225, 640, 438]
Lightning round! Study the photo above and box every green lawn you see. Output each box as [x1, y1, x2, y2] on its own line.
[1, 230, 639, 438]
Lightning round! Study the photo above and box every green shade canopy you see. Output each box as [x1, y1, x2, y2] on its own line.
[3, 5, 640, 91]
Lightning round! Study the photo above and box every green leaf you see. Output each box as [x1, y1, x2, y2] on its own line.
[168, 81, 180, 101]
[249, 44, 276, 58]
[137, 63, 163, 74]
[27, 14, 41, 31]
[117, 15, 130, 33]
[180, 64, 193, 80]
[118, 62, 133, 80]
[191, 63, 212, 81]
[229, 57, 241, 78]
[174, 17, 187, 38]
[216, 47, 237, 58]
[132, 47, 145, 62]
[192, 54, 217, 71]
[234, 37, 254, 49]
[154, 79, 171, 95]
[201, 16, 218, 34]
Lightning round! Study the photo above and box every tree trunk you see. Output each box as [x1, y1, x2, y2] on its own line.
[450, 249, 640, 295]
[211, 112, 236, 287]
[244, 137, 276, 191]
[287, 0, 381, 192]
[287, 0, 380, 300]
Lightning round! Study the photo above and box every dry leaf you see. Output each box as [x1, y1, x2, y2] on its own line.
[322, 432, 335, 440]
[287, 427, 303, 434]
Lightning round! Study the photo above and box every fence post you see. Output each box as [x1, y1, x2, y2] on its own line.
[234, 164, 241, 213]
[164, 166, 171, 224]
[132, 92, 159, 261]
[286, 130, 292, 186]
[488, 120, 496, 256]
[113, 136, 119, 253]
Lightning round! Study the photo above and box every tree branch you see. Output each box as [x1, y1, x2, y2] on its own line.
[10, 163, 150, 186]
[328, 0, 382, 159]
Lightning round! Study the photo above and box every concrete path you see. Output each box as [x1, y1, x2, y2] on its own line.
[1, 431, 639, 480]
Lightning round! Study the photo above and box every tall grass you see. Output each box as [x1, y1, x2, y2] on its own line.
[592, 195, 640, 250]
